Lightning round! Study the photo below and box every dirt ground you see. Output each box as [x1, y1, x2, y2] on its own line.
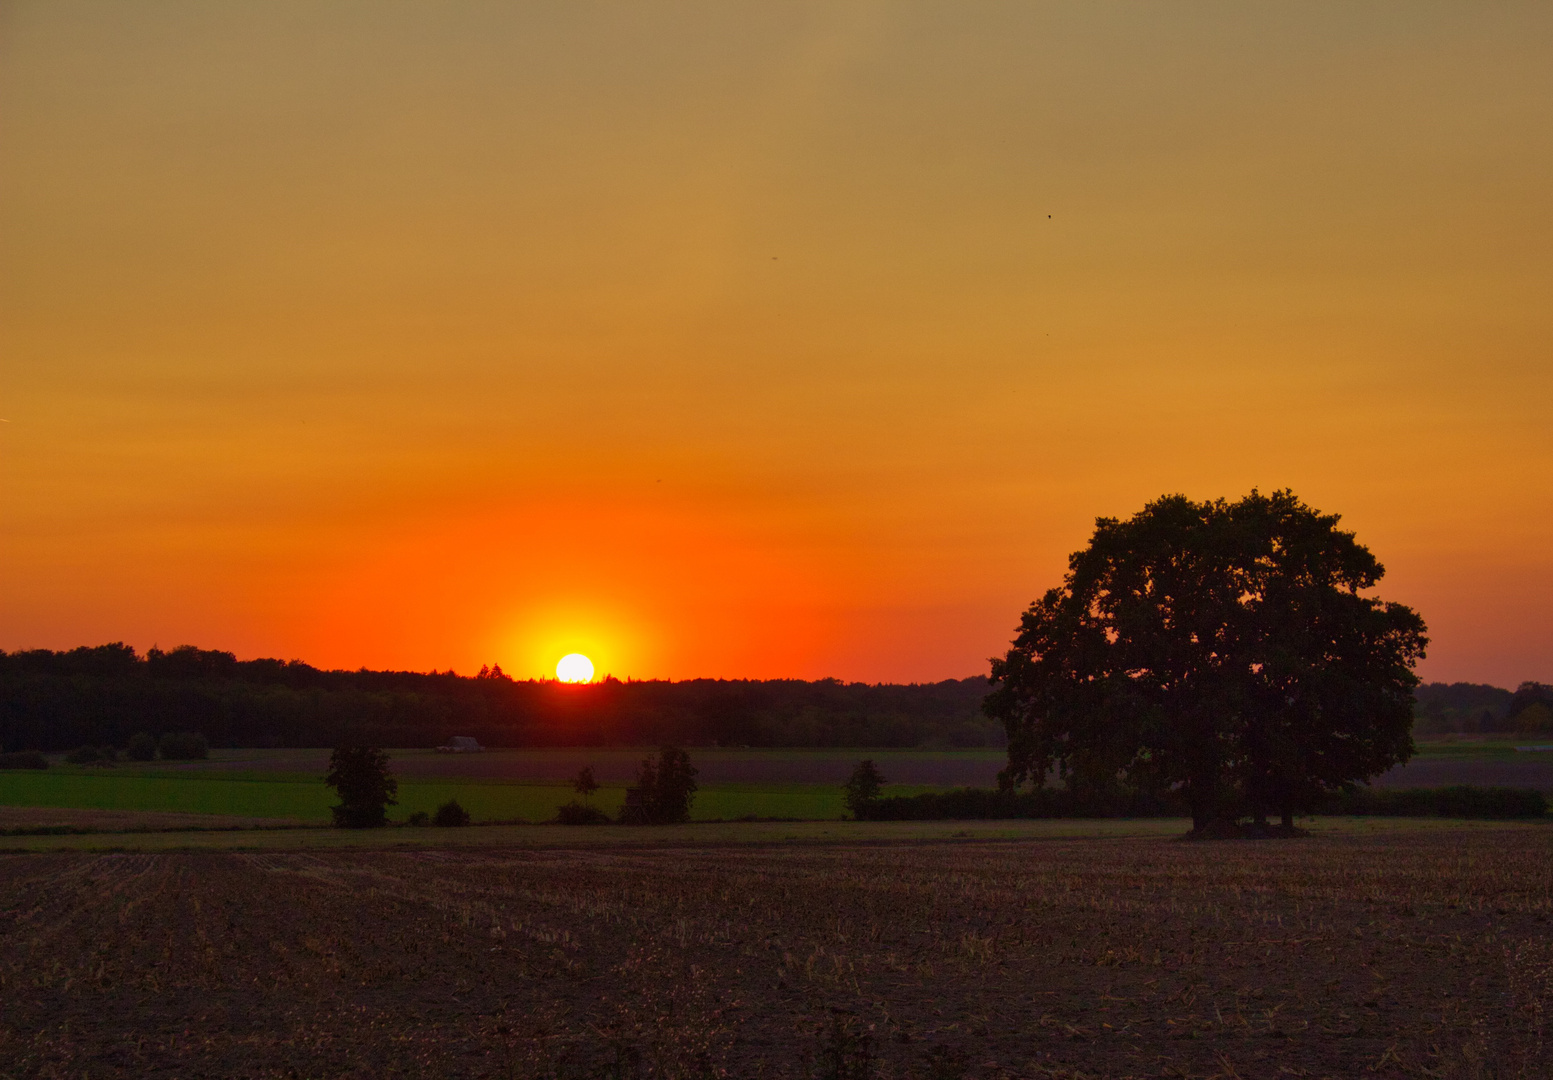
[2, 828, 1550, 1079]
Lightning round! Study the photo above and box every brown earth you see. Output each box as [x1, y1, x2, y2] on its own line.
[1, 828, 1550, 1078]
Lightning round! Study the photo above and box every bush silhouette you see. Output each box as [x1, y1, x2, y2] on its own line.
[0, 750, 47, 770]
[64, 745, 116, 765]
[126, 732, 157, 761]
[432, 799, 471, 827]
[556, 800, 610, 825]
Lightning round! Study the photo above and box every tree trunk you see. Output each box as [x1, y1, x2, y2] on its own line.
[1188, 775, 1220, 832]
[1190, 798, 1213, 832]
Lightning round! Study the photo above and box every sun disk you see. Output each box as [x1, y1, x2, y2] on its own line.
[556, 653, 595, 683]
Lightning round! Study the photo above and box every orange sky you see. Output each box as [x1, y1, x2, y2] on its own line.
[2, 3, 1550, 685]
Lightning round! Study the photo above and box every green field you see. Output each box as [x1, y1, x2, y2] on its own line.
[4, 740, 1549, 831]
[0, 767, 928, 823]
[1413, 736, 1553, 759]
[0, 747, 988, 824]
[0, 770, 564, 821]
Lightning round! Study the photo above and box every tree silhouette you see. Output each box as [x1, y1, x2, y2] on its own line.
[572, 765, 599, 804]
[1230, 491, 1427, 827]
[622, 746, 698, 824]
[843, 759, 885, 818]
[986, 490, 1427, 832]
[325, 746, 398, 828]
[1508, 682, 1553, 724]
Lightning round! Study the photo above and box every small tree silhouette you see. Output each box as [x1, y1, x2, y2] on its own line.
[620, 746, 698, 824]
[325, 746, 398, 828]
[573, 765, 600, 805]
[649, 746, 698, 823]
[844, 760, 886, 819]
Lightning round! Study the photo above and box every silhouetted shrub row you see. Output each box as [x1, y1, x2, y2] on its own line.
[60, 733, 208, 763]
[854, 786, 1187, 821]
[853, 785, 1547, 821]
[1316, 785, 1547, 819]
[555, 800, 611, 825]
[0, 750, 48, 769]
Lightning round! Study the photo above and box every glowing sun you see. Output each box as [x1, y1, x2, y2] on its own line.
[556, 653, 595, 683]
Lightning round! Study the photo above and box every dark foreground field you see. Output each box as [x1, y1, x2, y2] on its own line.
[3, 828, 1550, 1079]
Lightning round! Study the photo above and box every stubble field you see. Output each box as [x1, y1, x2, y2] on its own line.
[3, 826, 1551, 1079]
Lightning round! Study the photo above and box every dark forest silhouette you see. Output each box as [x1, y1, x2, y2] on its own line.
[0, 643, 1542, 755]
[0, 644, 998, 752]
[1412, 680, 1553, 734]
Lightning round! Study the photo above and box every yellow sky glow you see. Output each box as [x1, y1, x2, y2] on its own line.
[1, 3, 1550, 684]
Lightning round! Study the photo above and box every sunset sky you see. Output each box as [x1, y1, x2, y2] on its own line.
[2, 3, 1549, 685]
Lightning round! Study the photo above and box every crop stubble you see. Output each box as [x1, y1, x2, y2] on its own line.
[1, 828, 1550, 1078]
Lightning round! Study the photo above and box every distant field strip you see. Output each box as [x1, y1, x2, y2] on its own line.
[0, 773, 569, 821]
[14, 815, 1535, 854]
[4, 740, 1546, 827]
[0, 817, 1207, 852]
[0, 773, 332, 819]
[0, 771, 943, 822]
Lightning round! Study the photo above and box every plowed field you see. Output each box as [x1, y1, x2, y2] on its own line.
[2, 828, 1550, 1078]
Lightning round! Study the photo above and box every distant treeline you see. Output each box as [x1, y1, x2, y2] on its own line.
[4, 643, 1546, 752]
[0, 644, 999, 752]
[1413, 681, 1553, 735]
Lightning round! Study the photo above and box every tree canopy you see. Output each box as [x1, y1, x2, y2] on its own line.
[843, 759, 886, 818]
[325, 746, 398, 828]
[985, 490, 1428, 831]
[622, 746, 699, 825]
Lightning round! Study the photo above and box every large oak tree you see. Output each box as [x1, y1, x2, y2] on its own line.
[985, 491, 1427, 830]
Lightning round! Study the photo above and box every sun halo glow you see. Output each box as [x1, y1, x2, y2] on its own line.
[556, 653, 595, 683]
